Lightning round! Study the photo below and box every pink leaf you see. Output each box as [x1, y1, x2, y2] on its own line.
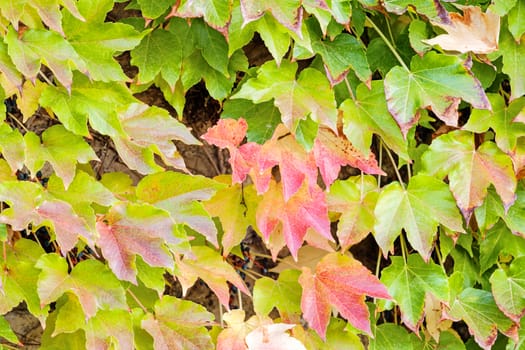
[245, 324, 306, 350]
[202, 118, 248, 149]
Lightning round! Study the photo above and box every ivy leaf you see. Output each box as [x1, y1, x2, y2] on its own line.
[39, 74, 132, 137]
[170, 0, 232, 36]
[504, 182, 525, 236]
[0, 316, 19, 346]
[311, 32, 372, 86]
[5, 27, 87, 90]
[384, 52, 489, 136]
[246, 323, 306, 350]
[240, 0, 303, 35]
[36, 199, 95, 254]
[313, 126, 385, 187]
[500, 27, 525, 101]
[256, 181, 332, 259]
[340, 81, 408, 160]
[445, 288, 517, 349]
[298, 253, 390, 339]
[131, 28, 184, 88]
[463, 94, 525, 152]
[327, 176, 379, 251]
[24, 125, 98, 189]
[0, 239, 48, 320]
[63, 12, 143, 82]
[0, 41, 22, 89]
[490, 256, 525, 322]
[380, 254, 449, 332]
[114, 103, 200, 174]
[141, 296, 214, 350]
[0, 123, 25, 172]
[96, 202, 176, 284]
[204, 183, 259, 255]
[191, 19, 230, 76]
[85, 309, 134, 350]
[174, 246, 249, 308]
[480, 220, 525, 274]
[137, 0, 172, 19]
[137, 171, 224, 247]
[253, 269, 302, 319]
[382, 0, 445, 19]
[374, 175, 465, 260]
[0, 181, 43, 230]
[370, 323, 421, 350]
[201, 117, 247, 149]
[422, 130, 517, 220]
[36, 254, 126, 318]
[508, 0, 525, 40]
[221, 100, 281, 144]
[233, 60, 338, 132]
[423, 6, 500, 54]
[254, 14, 291, 65]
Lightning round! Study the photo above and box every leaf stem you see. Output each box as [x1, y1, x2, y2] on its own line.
[400, 233, 408, 263]
[7, 112, 28, 133]
[377, 138, 383, 189]
[127, 287, 149, 314]
[382, 141, 405, 190]
[375, 249, 382, 277]
[366, 17, 410, 72]
[344, 77, 356, 101]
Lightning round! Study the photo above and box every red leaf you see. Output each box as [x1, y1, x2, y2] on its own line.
[298, 253, 391, 339]
[96, 202, 175, 284]
[202, 118, 248, 149]
[256, 181, 332, 259]
[313, 127, 385, 186]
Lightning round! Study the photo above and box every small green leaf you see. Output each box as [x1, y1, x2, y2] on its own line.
[504, 182, 525, 236]
[253, 269, 302, 317]
[383, 0, 443, 18]
[370, 323, 421, 350]
[85, 309, 134, 350]
[0, 40, 22, 88]
[0, 316, 19, 345]
[374, 174, 464, 260]
[446, 288, 516, 349]
[384, 52, 489, 135]
[508, 0, 525, 41]
[254, 14, 291, 65]
[53, 294, 85, 336]
[500, 27, 525, 101]
[241, 0, 303, 35]
[0, 123, 25, 172]
[408, 19, 430, 55]
[137, 0, 172, 18]
[381, 254, 449, 331]
[479, 220, 525, 274]
[490, 256, 525, 322]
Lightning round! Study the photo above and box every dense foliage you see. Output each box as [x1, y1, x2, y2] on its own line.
[0, 0, 523, 349]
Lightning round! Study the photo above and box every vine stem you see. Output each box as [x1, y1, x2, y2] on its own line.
[366, 17, 410, 72]
[127, 288, 149, 314]
[382, 141, 406, 190]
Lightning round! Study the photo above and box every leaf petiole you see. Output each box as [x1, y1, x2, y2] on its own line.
[366, 17, 410, 72]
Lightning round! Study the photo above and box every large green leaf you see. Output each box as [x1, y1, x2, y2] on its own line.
[141, 296, 214, 350]
[500, 27, 525, 101]
[384, 52, 489, 135]
[254, 14, 291, 65]
[0, 181, 44, 230]
[370, 323, 421, 350]
[36, 254, 127, 318]
[253, 269, 302, 318]
[374, 174, 464, 260]
[233, 60, 337, 131]
[380, 254, 449, 332]
[445, 288, 516, 349]
[463, 93, 525, 152]
[5, 27, 87, 90]
[24, 125, 98, 188]
[490, 256, 525, 322]
[240, 0, 303, 35]
[172, 0, 232, 34]
[422, 130, 517, 221]
[339, 81, 408, 160]
[137, 0, 172, 19]
[508, 0, 525, 41]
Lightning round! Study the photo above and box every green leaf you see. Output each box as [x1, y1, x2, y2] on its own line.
[0, 41, 22, 88]
[40, 310, 86, 349]
[474, 187, 505, 234]
[0, 123, 25, 172]
[131, 28, 184, 88]
[445, 288, 516, 349]
[0, 316, 18, 345]
[0, 181, 44, 230]
[384, 52, 489, 135]
[508, 0, 525, 41]
[374, 174, 464, 260]
[174, 0, 232, 35]
[136, 171, 225, 247]
[114, 103, 200, 174]
[311, 32, 371, 85]
[85, 309, 134, 350]
[490, 256, 525, 322]
[233, 60, 337, 131]
[137, 0, 172, 18]
[141, 296, 214, 350]
[24, 125, 98, 188]
[53, 294, 85, 336]
[383, 0, 443, 18]
[241, 0, 303, 35]
[408, 19, 431, 55]
[422, 130, 517, 220]
[63, 12, 143, 82]
[463, 94, 525, 152]
[0, 239, 48, 320]
[36, 254, 127, 318]
[339, 81, 408, 160]
[328, 176, 379, 250]
[500, 27, 525, 101]
[40, 74, 133, 137]
[254, 14, 291, 65]
[480, 220, 525, 274]
[253, 269, 302, 318]
[504, 182, 525, 236]
[370, 323, 421, 350]
[227, 3, 256, 56]
[191, 19, 230, 76]
[380, 254, 449, 331]
[5, 27, 87, 89]
[96, 202, 176, 283]
[221, 99, 281, 144]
